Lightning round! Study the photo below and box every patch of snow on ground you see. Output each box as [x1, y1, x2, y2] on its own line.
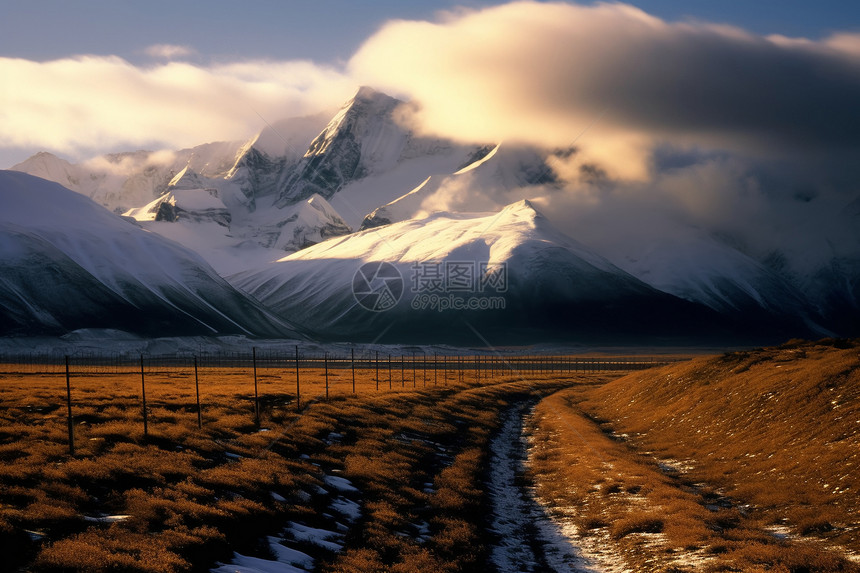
[323, 475, 359, 492]
[488, 405, 607, 572]
[284, 522, 344, 552]
[330, 496, 361, 522]
[764, 525, 793, 540]
[266, 537, 314, 569]
[211, 552, 307, 573]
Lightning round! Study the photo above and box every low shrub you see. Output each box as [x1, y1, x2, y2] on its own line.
[610, 513, 665, 539]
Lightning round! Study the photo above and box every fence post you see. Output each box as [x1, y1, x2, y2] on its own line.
[401, 356, 405, 388]
[376, 351, 379, 391]
[434, 353, 437, 386]
[295, 345, 301, 412]
[388, 354, 392, 390]
[194, 356, 202, 429]
[65, 356, 74, 456]
[140, 355, 148, 437]
[324, 352, 329, 399]
[252, 347, 260, 427]
[351, 348, 356, 394]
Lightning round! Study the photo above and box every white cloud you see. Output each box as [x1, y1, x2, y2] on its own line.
[0, 55, 355, 160]
[825, 32, 860, 57]
[143, 44, 196, 60]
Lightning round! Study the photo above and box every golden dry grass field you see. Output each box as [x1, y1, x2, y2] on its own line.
[0, 342, 856, 572]
[0, 357, 596, 572]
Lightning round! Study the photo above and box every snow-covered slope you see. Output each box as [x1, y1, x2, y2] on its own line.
[0, 171, 302, 338]
[764, 198, 860, 335]
[588, 222, 826, 337]
[126, 176, 231, 227]
[124, 184, 351, 275]
[359, 175, 436, 230]
[231, 200, 724, 344]
[359, 143, 556, 230]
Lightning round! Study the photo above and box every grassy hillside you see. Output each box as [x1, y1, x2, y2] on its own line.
[528, 339, 860, 572]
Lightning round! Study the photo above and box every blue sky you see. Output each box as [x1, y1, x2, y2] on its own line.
[1, 0, 859, 169]
[2, 0, 857, 64]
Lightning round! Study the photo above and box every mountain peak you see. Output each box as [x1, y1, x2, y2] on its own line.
[11, 151, 73, 174]
[352, 85, 391, 102]
[500, 198, 542, 219]
[30, 151, 62, 161]
[339, 86, 402, 121]
[274, 87, 407, 207]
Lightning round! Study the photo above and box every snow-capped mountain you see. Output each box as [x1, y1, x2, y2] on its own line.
[574, 194, 860, 338]
[0, 171, 302, 338]
[231, 200, 728, 344]
[273, 87, 489, 228]
[274, 86, 407, 205]
[8, 86, 858, 342]
[126, 168, 232, 227]
[11, 86, 495, 274]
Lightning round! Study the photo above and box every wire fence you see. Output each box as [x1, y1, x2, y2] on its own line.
[0, 348, 683, 456]
[0, 348, 680, 375]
